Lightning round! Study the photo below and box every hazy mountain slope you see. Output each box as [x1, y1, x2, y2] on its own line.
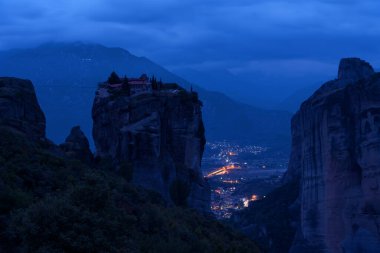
[0, 42, 291, 147]
[174, 68, 256, 105]
[275, 83, 322, 112]
[202, 90, 290, 146]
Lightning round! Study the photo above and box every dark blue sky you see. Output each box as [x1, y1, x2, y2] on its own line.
[1, 0, 380, 107]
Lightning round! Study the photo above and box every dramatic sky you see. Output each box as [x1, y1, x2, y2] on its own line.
[1, 0, 380, 107]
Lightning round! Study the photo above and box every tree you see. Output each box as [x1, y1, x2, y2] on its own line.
[169, 179, 190, 207]
[158, 79, 163, 90]
[151, 75, 158, 90]
[122, 76, 131, 96]
[107, 71, 121, 84]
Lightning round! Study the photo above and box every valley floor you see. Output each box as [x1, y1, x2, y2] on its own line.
[202, 141, 288, 219]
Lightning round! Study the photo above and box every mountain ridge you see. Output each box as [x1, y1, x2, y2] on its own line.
[0, 42, 291, 149]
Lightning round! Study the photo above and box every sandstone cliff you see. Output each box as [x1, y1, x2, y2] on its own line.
[0, 77, 46, 140]
[288, 58, 380, 253]
[92, 84, 210, 212]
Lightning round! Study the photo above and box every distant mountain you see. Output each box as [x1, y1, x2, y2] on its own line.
[0, 42, 291, 148]
[174, 66, 330, 110]
[174, 68, 256, 105]
[275, 83, 321, 112]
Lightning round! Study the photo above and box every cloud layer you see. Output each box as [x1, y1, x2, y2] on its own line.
[1, 0, 380, 104]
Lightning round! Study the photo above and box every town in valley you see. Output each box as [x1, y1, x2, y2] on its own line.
[202, 141, 288, 219]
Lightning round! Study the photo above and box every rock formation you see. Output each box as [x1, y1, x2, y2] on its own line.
[0, 77, 45, 140]
[60, 126, 93, 164]
[338, 58, 374, 81]
[92, 84, 210, 212]
[0, 76, 260, 253]
[287, 58, 380, 253]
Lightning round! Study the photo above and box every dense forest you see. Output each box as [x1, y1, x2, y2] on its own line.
[0, 127, 260, 253]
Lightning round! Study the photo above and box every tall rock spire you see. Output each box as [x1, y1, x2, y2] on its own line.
[288, 59, 380, 252]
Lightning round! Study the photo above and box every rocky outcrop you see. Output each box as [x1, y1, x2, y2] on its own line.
[92, 85, 210, 213]
[288, 58, 380, 253]
[60, 126, 93, 164]
[0, 77, 46, 140]
[338, 58, 374, 82]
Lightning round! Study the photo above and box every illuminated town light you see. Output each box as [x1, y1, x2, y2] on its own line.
[215, 188, 223, 194]
[242, 195, 259, 208]
[222, 180, 240, 184]
[251, 195, 258, 201]
[206, 164, 241, 178]
[243, 198, 249, 208]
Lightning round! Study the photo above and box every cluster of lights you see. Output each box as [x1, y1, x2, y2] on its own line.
[204, 141, 287, 220]
[207, 141, 268, 159]
[211, 193, 262, 219]
[242, 195, 260, 208]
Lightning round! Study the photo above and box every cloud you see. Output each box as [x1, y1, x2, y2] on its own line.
[0, 0, 380, 96]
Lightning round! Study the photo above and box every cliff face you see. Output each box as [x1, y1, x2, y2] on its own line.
[0, 77, 45, 140]
[92, 86, 210, 212]
[288, 58, 380, 253]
